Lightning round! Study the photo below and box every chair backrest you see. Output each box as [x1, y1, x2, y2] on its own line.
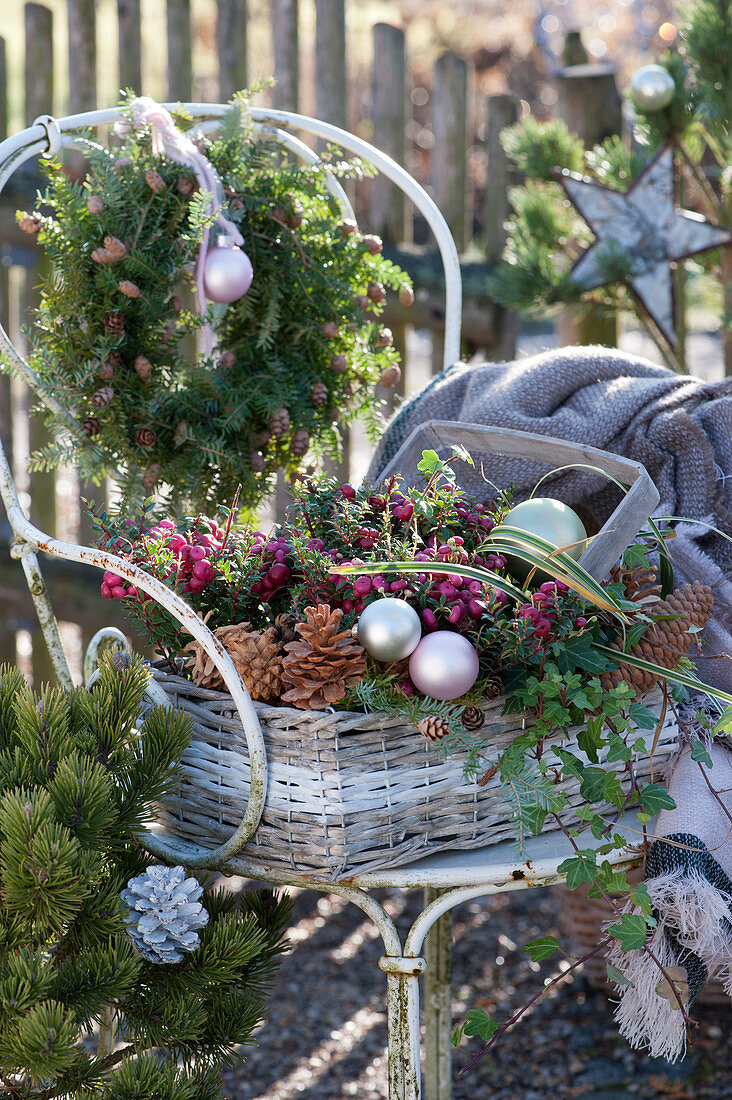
[0, 103, 465, 872]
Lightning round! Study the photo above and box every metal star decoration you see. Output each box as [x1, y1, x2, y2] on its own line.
[557, 145, 732, 347]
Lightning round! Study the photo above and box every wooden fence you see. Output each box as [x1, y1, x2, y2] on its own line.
[0, 1, 620, 684]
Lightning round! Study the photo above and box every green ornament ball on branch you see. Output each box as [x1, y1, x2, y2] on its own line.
[15, 94, 411, 512]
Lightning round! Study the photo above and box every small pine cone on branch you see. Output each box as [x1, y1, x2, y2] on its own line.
[461, 706, 486, 732]
[87, 195, 104, 214]
[601, 580, 714, 696]
[281, 604, 367, 709]
[83, 416, 101, 437]
[105, 311, 126, 333]
[135, 427, 156, 448]
[145, 168, 166, 193]
[311, 380, 329, 407]
[134, 355, 153, 381]
[17, 212, 42, 234]
[418, 715, 450, 741]
[249, 451, 266, 473]
[104, 236, 128, 259]
[142, 463, 162, 490]
[290, 429, 309, 457]
[177, 174, 196, 195]
[97, 360, 115, 380]
[91, 247, 116, 264]
[92, 386, 114, 408]
[118, 280, 141, 299]
[380, 365, 401, 388]
[121, 865, 208, 964]
[269, 407, 291, 438]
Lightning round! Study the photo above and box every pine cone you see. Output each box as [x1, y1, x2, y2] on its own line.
[135, 427, 156, 448]
[399, 285, 415, 307]
[142, 463, 162, 490]
[269, 407, 291, 438]
[250, 451, 266, 473]
[281, 604, 367, 709]
[177, 174, 196, 195]
[18, 212, 42, 234]
[375, 328, 393, 347]
[418, 715, 450, 741]
[187, 620, 287, 700]
[601, 581, 714, 696]
[380, 365, 401, 388]
[104, 236, 128, 259]
[134, 355, 152, 381]
[92, 386, 114, 408]
[91, 247, 116, 264]
[145, 168, 166, 193]
[461, 706, 486, 731]
[311, 380, 329, 407]
[105, 311, 126, 333]
[367, 281, 386, 303]
[114, 156, 133, 172]
[121, 865, 208, 964]
[610, 563, 662, 603]
[219, 350, 236, 369]
[87, 195, 104, 214]
[290, 429, 309, 457]
[330, 354, 348, 373]
[118, 280, 141, 298]
[106, 351, 123, 370]
[362, 234, 383, 255]
[83, 416, 101, 437]
[97, 360, 115, 380]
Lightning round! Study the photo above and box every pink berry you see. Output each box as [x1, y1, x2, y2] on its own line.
[126, 585, 138, 598]
[101, 583, 113, 600]
[398, 680, 414, 696]
[540, 581, 557, 594]
[189, 545, 206, 562]
[168, 534, 187, 552]
[534, 618, 553, 638]
[390, 580, 407, 593]
[439, 582, 458, 600]
[342, 598, 355, 613]
[158, 519, 175, 531]
[421, 608, 438, 630]
[111, 585, 127, 599]
[188, 578, 206, 593]
[340, 483, 356, 499]
[192, 560, 213, 581]
[104, 571, 124, 587]
[372, 575, 387, 592]
[467, 598, 486, 620]
[268, 563, 291, 586]
[354, 576, 373, 596]
[448, 602, 466, 624]
[575, 616, 587, 629]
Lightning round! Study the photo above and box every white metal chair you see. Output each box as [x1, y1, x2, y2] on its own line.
[0, 104, 647, 1100]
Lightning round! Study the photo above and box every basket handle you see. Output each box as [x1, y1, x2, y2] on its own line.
[376, 420, 660, 581]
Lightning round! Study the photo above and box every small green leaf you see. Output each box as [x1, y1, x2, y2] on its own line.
[629, 882, 653, 915]
[558, 851, 597, 890]
[690, 739, 713, 768]
[606, 732, 631, 763]
[416, 449, 442, 477]
[608, 912, 648, 951]
[628, 702, 659, 730]
[580, 766, 607, 802]
[463, 1009, 499, 1042]
[524, 935, 559, 961]
[713, 707, 732, 735]
[606, 962, 635, 988]
[450, 443, 474, 467]
[639, 782, 676, 815]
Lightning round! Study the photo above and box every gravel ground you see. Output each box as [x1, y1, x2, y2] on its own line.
[219, 880, 731, 1100]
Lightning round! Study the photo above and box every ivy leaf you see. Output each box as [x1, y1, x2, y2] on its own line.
[524, 935, 560, 961]
[713, 706, 732, 735]
[416, 449, 442, 478]
[622, 544, 651, 569]
[450, 443, 474, 467]
[629, 882, 653, 915]
[553, 747, 584, 780]
[603, 771, 626, 808]
[558, 850, 597, 890]
[690, 739, 713, 768]
[463, 1009, 499, 1042]
[639, 783, 676, 815]
[580, 766, 607, 802]
[606, 962, 635, 988]
[522, 802, 548, 835]
[609, 913, 648, 951]
[577, 718, 605, 764]
[561, 634, 612, 675]
[629, 702, 659, 730]
[606, 732, 631, 763]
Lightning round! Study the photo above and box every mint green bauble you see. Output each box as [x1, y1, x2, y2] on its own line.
[501, 497, 587, 582]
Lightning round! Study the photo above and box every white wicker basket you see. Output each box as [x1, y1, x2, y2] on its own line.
[153, 670, 679, 881]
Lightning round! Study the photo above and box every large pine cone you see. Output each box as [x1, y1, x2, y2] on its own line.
[609, 563, 661, 603]
[187, 620, 288, 701]
[281, 604, 367, 709]
[601, 580, 714, 696]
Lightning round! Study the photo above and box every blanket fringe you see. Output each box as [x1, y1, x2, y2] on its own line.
[606, 872, 732, 1062]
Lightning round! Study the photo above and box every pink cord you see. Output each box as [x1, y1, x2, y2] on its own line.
[130, 97, 244, 357]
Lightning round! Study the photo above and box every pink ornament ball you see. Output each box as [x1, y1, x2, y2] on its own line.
[408, 631, 480, 701]
[203, 245, 253, 303]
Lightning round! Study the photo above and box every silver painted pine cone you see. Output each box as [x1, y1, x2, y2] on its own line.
[121, 864, 209, 964]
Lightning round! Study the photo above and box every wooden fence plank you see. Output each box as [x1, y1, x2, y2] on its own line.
[24, 1, 58, 686]
[217, 0, 248, 101]
[67, 0, 97, 112]
[271, 0, 299, 110]
[482, 92, 518, 361]
[0, 35, 14, 668]
[117, 0, 142, 93]
[167, 0, 192, 102]
[432, 51, 470, 252]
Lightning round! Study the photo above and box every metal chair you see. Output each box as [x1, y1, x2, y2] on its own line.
[0, 104, 646, 1100]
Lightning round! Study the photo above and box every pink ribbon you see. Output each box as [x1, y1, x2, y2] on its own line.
[129, 97, 244, 356]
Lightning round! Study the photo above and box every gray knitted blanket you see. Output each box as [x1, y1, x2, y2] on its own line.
[367, 346, 732, 692]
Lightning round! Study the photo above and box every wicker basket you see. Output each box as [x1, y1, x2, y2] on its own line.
[153, 669, 680, 881]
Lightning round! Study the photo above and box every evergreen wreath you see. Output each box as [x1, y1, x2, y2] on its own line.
[15, 94, 411, 511]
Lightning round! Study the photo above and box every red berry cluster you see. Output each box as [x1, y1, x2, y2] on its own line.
[101, 518, 223, 601]
[516, 580, 587, 642]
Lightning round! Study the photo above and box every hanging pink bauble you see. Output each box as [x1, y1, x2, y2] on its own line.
[408, 631, 480, 701]
[203, 244, 253, 303]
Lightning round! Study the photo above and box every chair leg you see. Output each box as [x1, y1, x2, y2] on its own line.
[381, 958, 425, 1100]
[423, 888, 453, 1100]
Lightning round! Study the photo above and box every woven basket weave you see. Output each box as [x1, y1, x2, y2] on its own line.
[153, 669, 679, 881]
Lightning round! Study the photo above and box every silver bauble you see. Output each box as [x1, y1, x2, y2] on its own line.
[408, 631, 480, 701]
[357, 597, 422, 662]
[203, 244, 254, 303]
[502, 497, 587, 582]
[630, 65, 676, 112]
